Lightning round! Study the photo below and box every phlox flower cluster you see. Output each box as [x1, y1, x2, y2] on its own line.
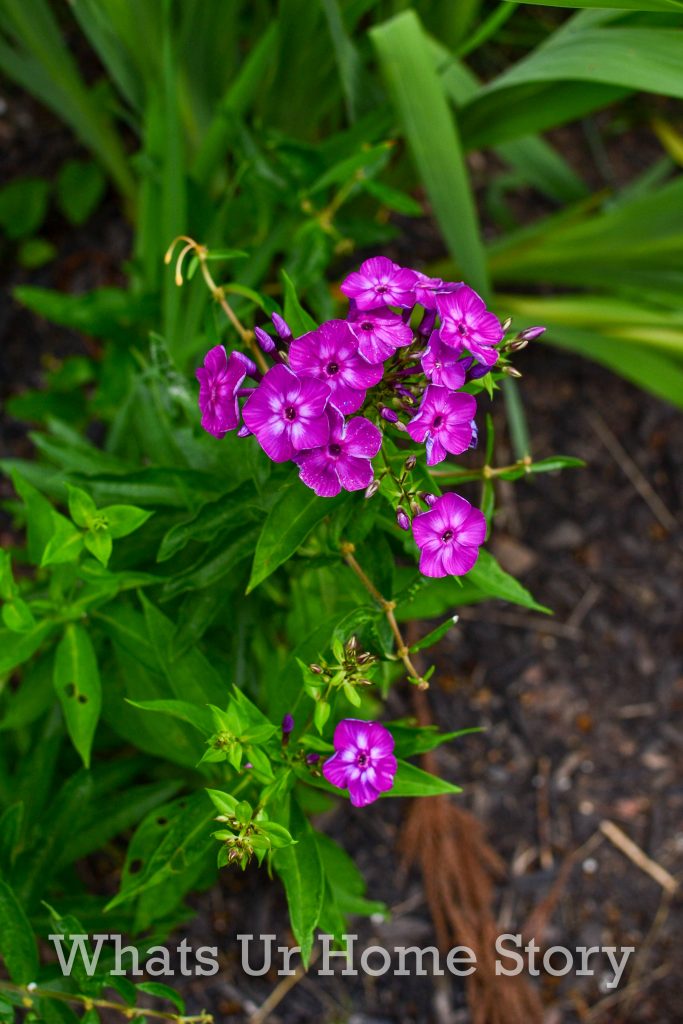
[197, 256, 535, 578]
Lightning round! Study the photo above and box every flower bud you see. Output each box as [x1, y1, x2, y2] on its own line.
[365, 479, 381, 499]
[237, 425, 252, 438]
[254, 325, 276, 354]
[417, 308, 436, 338]
[404, 454, 417, 471]
[306, 752, 321, 765]
[468, 361, 491, 381]
[518, 325, 545, 342]
[380, 406, 398, 423]
[501, 316, 513, 333]
[396, 508, 410, 531]
[309, 663, 324, 674]
[507, 338, 528, 352]
[410, 500, 422, 517]
[345, 635, 359, 653]
[421, 492, 438, 507]
[503, 365, 523, 378]
[232, 351, 258, 377]
[281, 713, 294, 746]
[271, 312, 293, 341]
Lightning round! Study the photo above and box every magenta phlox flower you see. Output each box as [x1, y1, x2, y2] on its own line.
[340, 257, 417, 311]
[414, 272, 463, 310]
[196, 345, 248, 438]
[289, 320, 383, 414]
[437, 286, 504, 366]
[295, 406, 381, 497]
[406, 385, 476, 465]
[412, 493, 486, 577]
[322, 719, 397, 807]
[347, 308, 413, 363]
[421, 332, 467, 391]
[242, 364, 330, 462]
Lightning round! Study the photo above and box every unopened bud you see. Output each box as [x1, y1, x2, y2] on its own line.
[358, 678, 373, 687]
[281, 713, 294, 735]
[420, 491, 438, 507]
[357, 652, 375, 665]
[468, 361, 491, 381]
[518, 325, 545, 342]
[507, 338, 528, 352]
[237, 424, 252, 438]
[365, 479, 381, 498]
[503, 365, 523, 378]
[394, 420, 408, 432]
[345, 635, 358, 653]
[404, 455, 417, 471]
[410, 501, 422, 517]
[271, 312, 293, 341]
[396, 508, 410, 531]
[306, 752, 321, 765]
[380, 406, 398, 423]
[501, 316, 513, 333]
[254, 325, 276, 354]
[232, 350, 258, 377]
[309, 663, 324, 675]
[417, 308, 436, 338]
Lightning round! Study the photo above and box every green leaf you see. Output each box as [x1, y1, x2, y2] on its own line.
[248, 484, 346, 592]
[67, 484, 96, 527]
[409, 615, 459, 653]
[126, 699, 214, 736]
[2, 596, 35, 633]
[504, 0, 683, 10]
[281, 270, 318, 338]
[56, 159, 105, 225]
[83, 527, 112, 566]
[390, 760, 462, 798]
[18, 236, 56, 268]
[371, 11, 488, 295]
[11, 471, 55, 564]
[272, 799, 324, 965]
[467, 550, 551, 613]
[106, 792, 214, 910]
[0, 621, 55, 677]
[102, 504, 153, 538]
[136, 983, 184, 1015]
[0, 178, 49, 240]
[0, 878, 38, 984]
[41, 512, 84, 566]
[53, 624, 102, 768]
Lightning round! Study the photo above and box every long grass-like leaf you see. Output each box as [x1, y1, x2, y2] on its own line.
[371, 10, 488, 295]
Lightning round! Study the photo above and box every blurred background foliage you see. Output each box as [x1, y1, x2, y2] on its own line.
[1, 0, 682, 449]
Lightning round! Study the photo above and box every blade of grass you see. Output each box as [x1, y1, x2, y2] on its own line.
[371, 9, 488, 295]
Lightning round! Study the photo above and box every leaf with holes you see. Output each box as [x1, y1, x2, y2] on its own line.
[53, 624, 102, 768]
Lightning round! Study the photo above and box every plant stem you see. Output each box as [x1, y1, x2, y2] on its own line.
[165, 237, 268, 374]
[0, 982, 212, 1024]
[340, 541, 429, 690]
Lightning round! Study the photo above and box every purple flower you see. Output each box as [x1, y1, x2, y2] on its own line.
[437, 287, 504, 366]
[340, 257, 417, 311]
[296, 406, 381, 498]
[196, 345, 248, 438]
[421, 332, 467, 391]
[322, 719, 397, 807]
[414, 272, 462, 310]
[242, 364, 330, 462]
[281, 713, 294, 735]
[289, 320, 383, 415]
[412, 492, 486, 578]
[406, 386, 476, 465]
[347, 308, 413, 363]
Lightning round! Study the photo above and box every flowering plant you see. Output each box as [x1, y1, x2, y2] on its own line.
[0, 241, 580, 1002]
